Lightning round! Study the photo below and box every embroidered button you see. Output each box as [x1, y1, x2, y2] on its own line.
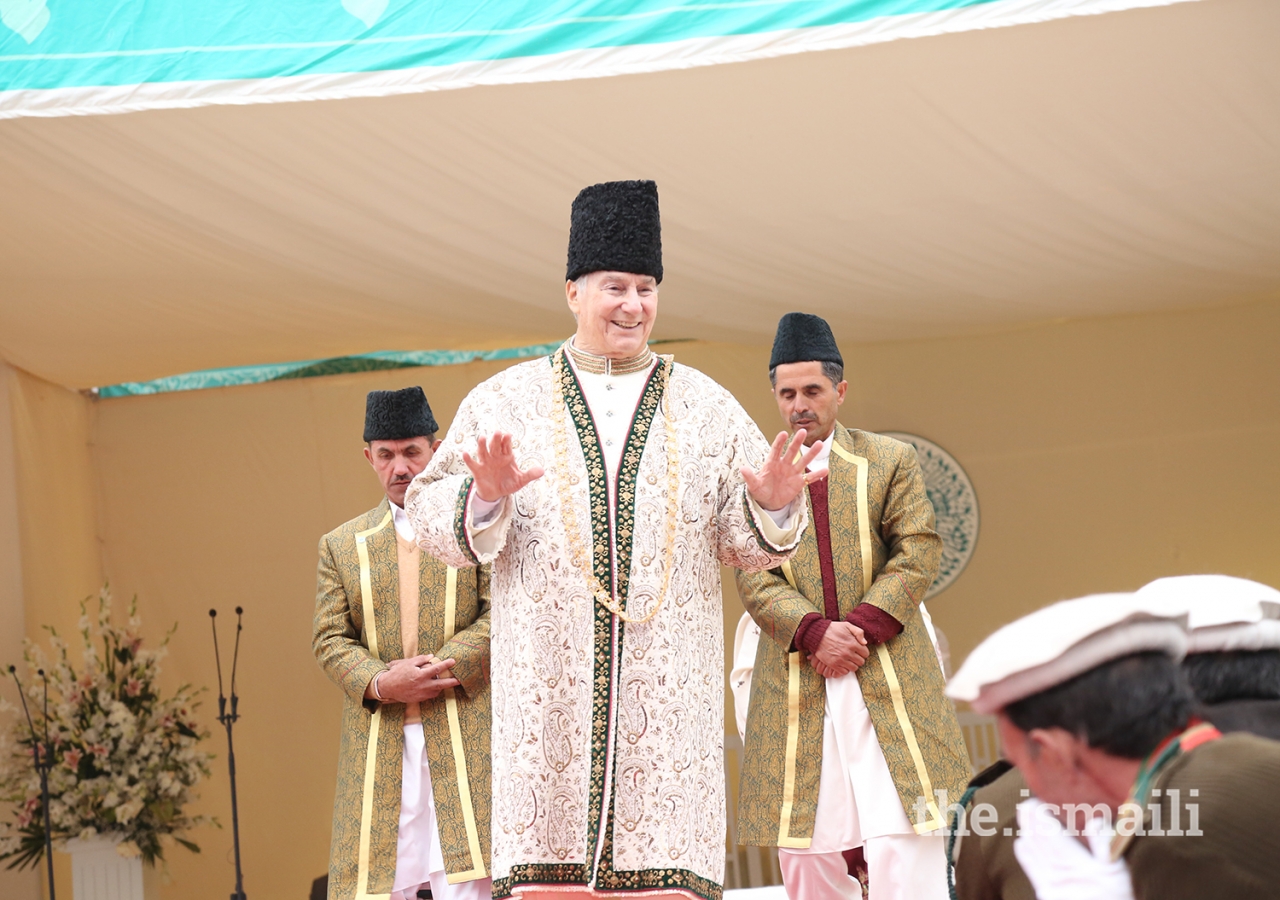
[605, 384, 615, 391]
[605, 410, 614, 417]
[606, 439, 614, 446]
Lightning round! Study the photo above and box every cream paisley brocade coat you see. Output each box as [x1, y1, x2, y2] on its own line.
[314, 498, 492, 900]
[405, 352, 807, 900]
[736, 425, 971, 846]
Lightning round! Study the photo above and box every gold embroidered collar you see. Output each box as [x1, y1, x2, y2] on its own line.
[564, 339, 655, 376]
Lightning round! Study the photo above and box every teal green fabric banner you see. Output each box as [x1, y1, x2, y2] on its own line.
[93, 340, 692, 398]
[94, 343, 565, 398]
[2, 1, 993, 91]
[1, 1, 1190, 117]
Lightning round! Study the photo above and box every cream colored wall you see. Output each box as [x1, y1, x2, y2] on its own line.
[5, 296, 1278, 899]
[10, 367, 106, 645]
[0, 364, 40, 900]
[6, 366, 105, 899]
[842, 296, 1280, 663]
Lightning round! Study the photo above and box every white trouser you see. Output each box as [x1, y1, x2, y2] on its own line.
[393, 876, 491, 900]
[777, 672, 948, 900]
[779, 834, 948, 900]
[809, 672, 913, 851]
[392, 725, 492, 900]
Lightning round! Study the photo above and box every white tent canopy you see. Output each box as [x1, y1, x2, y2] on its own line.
[1, 0, 1277, 390]
[4, 5, 1279, 898]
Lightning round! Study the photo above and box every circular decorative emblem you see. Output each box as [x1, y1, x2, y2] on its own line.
[883, 433, 979, 600]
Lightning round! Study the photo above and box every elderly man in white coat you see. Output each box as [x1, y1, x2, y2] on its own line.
[407, 180, 819, 900]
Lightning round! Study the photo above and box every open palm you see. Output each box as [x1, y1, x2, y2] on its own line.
[741, 429, 822, 511]
[463, 432, 545, 502]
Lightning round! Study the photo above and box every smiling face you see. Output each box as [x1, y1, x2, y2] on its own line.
[771, 360, 847, 446]
[566, 270, 658, 358]
[364, 436, 439, 507]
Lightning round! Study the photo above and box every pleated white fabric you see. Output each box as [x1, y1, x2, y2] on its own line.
[392, 724, 446, 894]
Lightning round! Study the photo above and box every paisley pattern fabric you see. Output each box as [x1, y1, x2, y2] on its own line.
[406, 353, 806, 900]
[736, 425, 971, 846]
[314, 498, 493, 899]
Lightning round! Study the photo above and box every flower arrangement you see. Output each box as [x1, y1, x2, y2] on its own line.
[0, 587, 214, 868]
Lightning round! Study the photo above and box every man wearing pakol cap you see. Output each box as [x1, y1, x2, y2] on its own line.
[314, 388, 492, 900]
[1138, 574, 1280, 740]
[406, 180, 818, 900]
[735, 313, 971, 900]
[948, 592, 1280, 900]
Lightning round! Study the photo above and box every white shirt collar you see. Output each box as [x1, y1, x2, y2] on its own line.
[390, 501, 415, 541]
[806, 433, 834, 474]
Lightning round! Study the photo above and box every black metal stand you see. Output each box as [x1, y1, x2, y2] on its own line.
[210, 607, 247, 900]
[8, 665, 56, 900]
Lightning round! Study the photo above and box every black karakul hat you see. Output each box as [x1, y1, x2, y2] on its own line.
[770, 312, 844, 369]
[566, 180, 663, 283]
[363, 387, 438, 442]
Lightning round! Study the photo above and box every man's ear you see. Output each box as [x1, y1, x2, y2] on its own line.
[566, 279, 580, 317]
[431, 437, 443, 452]
[363, 445, 374, 465]
[1028, 727, 1081, 775]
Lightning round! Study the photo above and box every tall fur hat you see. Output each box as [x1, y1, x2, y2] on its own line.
[363, 387, 438, 442]
[566, 180, 663, 283]
[770, 312, 844, 369]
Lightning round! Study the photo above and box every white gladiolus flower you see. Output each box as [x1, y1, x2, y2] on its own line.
[0, 588, 213, 868]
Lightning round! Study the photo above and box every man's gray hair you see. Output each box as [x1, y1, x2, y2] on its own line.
[769, 360, 844, 388]
[569, 273, 592, 322]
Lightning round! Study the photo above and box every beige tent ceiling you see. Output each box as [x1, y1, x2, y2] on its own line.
[1, 0, 1277, 390]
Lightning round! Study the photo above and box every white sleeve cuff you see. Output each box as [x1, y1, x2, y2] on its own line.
[464, 489, 513, 560]
[751, 495, 803, 547]
[469, 493, 505, 528]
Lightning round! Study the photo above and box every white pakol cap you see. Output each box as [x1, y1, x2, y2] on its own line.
[947, 593, 1188, 714]
[1136, 574, 1280, 654]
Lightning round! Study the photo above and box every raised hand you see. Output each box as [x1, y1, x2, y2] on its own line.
[463, 432, 545, 502]
[741, 429, 824, 512]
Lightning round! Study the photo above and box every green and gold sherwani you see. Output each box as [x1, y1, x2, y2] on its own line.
[736, 424, 971, 846]
[314, 498, 491, 899]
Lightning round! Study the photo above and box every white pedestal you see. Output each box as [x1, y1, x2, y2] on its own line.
[64, 838, 145, 900]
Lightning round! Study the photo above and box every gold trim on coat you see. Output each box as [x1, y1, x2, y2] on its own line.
[876, 644, 943, 833]
[775, 561, 810, 848]
[440, 566, 488, 883]
[830, 439, 944, 834]
[354, 510, 393, 900]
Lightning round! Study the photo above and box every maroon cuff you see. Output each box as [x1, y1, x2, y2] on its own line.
[846, 604, 903, 645]
[793, 613, 831, 654]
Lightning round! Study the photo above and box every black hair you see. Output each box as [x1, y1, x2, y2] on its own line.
[1003, 652, 1194, 759]
[768, 360, 844, 388]
[365, 433, 436, 447]
[1183, 650, 1280, 705]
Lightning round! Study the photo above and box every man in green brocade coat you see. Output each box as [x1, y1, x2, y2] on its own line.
[314, 388, 492, 900]
[736, 314, 971, 900]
